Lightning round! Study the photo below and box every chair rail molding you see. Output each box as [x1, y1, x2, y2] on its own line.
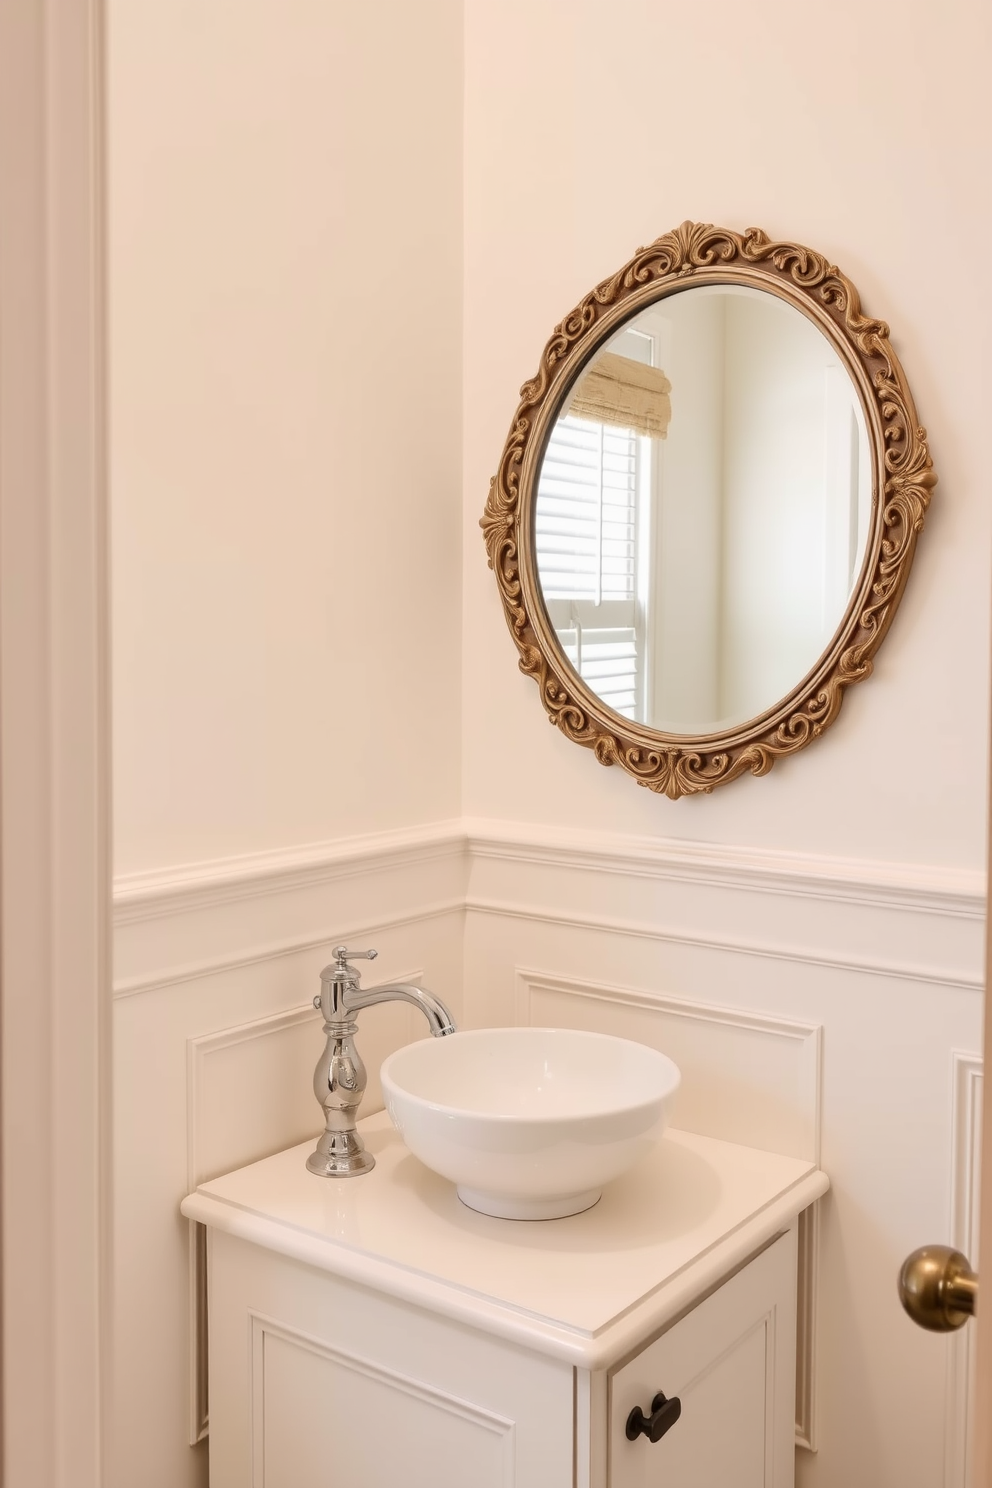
[113, 818, 985, 998]
[114, 818, 467, 924]
[112, 821, 468, 995]
[464, 820, 984, 995]
[462, 818, 986, 921]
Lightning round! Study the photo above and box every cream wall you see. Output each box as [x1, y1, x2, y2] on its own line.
[108, 4, 464, 1485]
[462, 0, 990, 870]
[461, 3, 989, 1487]
[110, 0, 464, 875]
[109, 3, 991, 1487]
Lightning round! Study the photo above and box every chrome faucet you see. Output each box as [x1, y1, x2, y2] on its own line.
[306, 945, 457, 1177]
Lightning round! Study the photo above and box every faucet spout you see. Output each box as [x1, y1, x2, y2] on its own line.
[306, 946, 457, 1179]
[348, 982, 457, 1038]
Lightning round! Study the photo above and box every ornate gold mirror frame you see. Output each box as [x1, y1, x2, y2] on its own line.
[482, 221, 936, 798]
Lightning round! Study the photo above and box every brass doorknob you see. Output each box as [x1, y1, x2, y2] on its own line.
[898, 1245, 978, 1332]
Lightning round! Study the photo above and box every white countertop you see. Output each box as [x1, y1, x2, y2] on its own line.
[182, 1112, 828, 1368]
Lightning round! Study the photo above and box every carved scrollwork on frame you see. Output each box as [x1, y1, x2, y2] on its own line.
[481, 221, 935, 798]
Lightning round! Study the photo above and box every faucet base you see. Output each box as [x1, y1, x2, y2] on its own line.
[306, 1129, 376, 1178]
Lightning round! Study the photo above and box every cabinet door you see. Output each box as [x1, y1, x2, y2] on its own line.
[208, 1230, 574, 1488]
[250, 1313, 522, 1488]
[609, 1232, 796, 1488]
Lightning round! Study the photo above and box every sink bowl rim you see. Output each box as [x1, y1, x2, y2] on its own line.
[380, 1025, 681, 1125]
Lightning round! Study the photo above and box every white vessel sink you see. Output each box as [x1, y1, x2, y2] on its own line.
[380, 1027, 681, 1219]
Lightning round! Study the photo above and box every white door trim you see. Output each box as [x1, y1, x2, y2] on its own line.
[0, 1, 111, 1483]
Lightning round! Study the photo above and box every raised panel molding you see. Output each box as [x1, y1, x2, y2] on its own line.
[188, 1006, 323, 1192]
[946, 1052, 982, 1488]
[249, 1312, 516, 1488]
[950, 1054, 983, 1280]
[516, 969, 821, 1162]
[186, 976, 422, 1191]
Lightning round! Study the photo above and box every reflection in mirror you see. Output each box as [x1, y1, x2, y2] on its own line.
[535, 286, 871, 735]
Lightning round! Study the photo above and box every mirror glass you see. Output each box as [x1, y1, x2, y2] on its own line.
[534, 285, 871, 735]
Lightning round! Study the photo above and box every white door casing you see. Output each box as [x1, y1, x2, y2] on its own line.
[0, 0, 110, 1484]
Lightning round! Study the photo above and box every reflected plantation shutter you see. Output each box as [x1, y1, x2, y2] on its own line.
[536, 414, 640, 718]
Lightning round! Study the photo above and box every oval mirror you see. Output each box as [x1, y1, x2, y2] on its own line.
[483, 223, 935, 797]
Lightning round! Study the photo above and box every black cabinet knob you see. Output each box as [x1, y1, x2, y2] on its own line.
[626, 1390, 682, 1444]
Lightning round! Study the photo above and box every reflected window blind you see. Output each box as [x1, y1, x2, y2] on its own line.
[557, 627, 638, 718]
[537, 416, 641, 719]
[537, 416, 637, 602]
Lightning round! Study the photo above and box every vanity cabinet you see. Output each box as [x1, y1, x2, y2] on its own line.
[184, 1113, 826, 1488]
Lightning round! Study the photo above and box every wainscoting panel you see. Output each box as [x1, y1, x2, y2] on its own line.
[516, 969, 820, 1161]
[112, 818, 986, 1488]
[461, 822, 984, 1488]
[188, 1005, 320, 1191]
[112, 827, 465, 1488]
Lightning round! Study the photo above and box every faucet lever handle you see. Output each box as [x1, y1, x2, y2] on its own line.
[332, 945, 378, 967]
